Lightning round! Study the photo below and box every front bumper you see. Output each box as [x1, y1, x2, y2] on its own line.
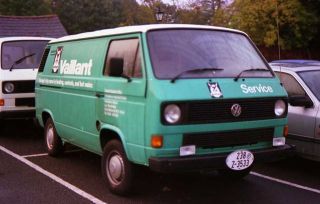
[149, 144, 295, 173]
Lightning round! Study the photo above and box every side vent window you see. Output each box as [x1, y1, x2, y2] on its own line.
[38, 47, 50, 72]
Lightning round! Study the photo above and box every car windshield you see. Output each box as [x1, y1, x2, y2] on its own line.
[147, 29, 272, 79]
[298, 70, 320, 101]
[1, 40, 48, 70]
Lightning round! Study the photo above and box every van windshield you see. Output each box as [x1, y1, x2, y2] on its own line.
[147, 29, 272, 79]
[1, 40, 48, 70]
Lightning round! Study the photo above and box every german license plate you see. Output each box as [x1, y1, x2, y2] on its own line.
[226, 150, 254, 171]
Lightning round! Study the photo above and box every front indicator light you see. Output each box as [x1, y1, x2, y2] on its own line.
[0, 99, 4, 106]
[151, 135, 163, 148]
[273, 137, 286, 146]
[283, 125, 288, 137]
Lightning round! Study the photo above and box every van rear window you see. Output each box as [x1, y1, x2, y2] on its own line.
[1, 40, 48, 70]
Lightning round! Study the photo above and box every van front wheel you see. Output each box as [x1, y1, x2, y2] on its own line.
[102, 140, 134, 195]
[44, 118, 63, 156]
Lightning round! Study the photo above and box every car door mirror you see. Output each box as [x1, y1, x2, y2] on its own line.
[289, 95, 313, 108]
[109, 58, 124, 77]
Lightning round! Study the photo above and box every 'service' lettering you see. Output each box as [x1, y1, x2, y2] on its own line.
[241, 84, 273, 94]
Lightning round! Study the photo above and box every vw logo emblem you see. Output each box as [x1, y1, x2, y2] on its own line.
[231, 104, 242, 117]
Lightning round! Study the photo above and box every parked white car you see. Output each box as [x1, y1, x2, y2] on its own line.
[270, 60, 320, 161]
[0, 37, 52, 121]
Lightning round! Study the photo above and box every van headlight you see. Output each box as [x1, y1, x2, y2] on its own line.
[4, 82, 14, 93]
[164, 104, 181, 124]
[274, 99, 286, 117]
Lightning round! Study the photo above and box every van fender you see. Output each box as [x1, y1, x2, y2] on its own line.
[39, 109, 55, 127]
[99, 124, 131, 159]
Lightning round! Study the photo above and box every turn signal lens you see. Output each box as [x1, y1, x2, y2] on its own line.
[283, 125, 288, 137]
[0, 99, 4, 106]
[151, 135, 163, 148]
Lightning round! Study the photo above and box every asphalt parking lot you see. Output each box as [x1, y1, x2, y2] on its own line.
[1, 120, 320, 204]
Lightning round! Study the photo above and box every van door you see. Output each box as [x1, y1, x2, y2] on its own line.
[96, 36, 146, 159]
[48, 39, 105, 152]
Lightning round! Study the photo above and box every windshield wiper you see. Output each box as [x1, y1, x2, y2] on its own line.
[9, 53, 35, 71]
[171, 67, 224, 83]
[234, 68, 270, 82]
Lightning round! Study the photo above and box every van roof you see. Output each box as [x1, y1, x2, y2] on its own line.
[0, 36, 53, 44]
[50, 24, 245, 43]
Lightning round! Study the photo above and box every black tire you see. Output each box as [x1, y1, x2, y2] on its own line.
[219, 167, 252, 180]
[44, 118, 64, 156]
[101, 140, 135, 195]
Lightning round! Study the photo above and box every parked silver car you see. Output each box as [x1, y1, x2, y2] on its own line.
[270, 60, 320, 161]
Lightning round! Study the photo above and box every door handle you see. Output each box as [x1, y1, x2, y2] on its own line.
[96, 93, 104, 98]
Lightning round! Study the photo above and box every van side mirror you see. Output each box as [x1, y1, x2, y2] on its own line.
[109, 57, 132, 82]
[289, 95, 313, 108]
[109, 58, 124, 77]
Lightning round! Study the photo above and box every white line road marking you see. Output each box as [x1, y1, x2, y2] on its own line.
[0, 145, 107, 204]
[251, 171, 320, 194]
[22, 149, 84, 158]
[2, 144, 320, 202]
[22, 153, 48, 158]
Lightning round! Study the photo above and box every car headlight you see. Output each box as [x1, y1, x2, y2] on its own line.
[164, 104, 181, 124]
[274, 100, 286, 116]
[4, 82, 14, 93]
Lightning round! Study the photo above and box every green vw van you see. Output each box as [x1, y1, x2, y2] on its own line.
[36, 24, 292, 195]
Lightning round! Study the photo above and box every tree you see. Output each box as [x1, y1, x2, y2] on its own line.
[300, 0, 320, 50]
[223, 0, 318, 49]
[0, 0, 52, 15]
[55, 0, 133, 34]
[139, 0, 180, 23]
[178, 0, 227, 24]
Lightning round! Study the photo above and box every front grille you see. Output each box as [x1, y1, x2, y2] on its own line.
[162, 98, 287, 125]
[183, 128, 274, 148]
[2, 80, 35, 94]
[188, 99, 283, 123]
[15, 98, 35, 107]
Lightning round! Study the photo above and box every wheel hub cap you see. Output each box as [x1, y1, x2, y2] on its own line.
[108, 155, 123, 181]
[46, 127, 54, 149]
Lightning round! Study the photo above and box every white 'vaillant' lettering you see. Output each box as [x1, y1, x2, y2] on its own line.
[60, 59, 92, 76]
[241, 84, 273, 94]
